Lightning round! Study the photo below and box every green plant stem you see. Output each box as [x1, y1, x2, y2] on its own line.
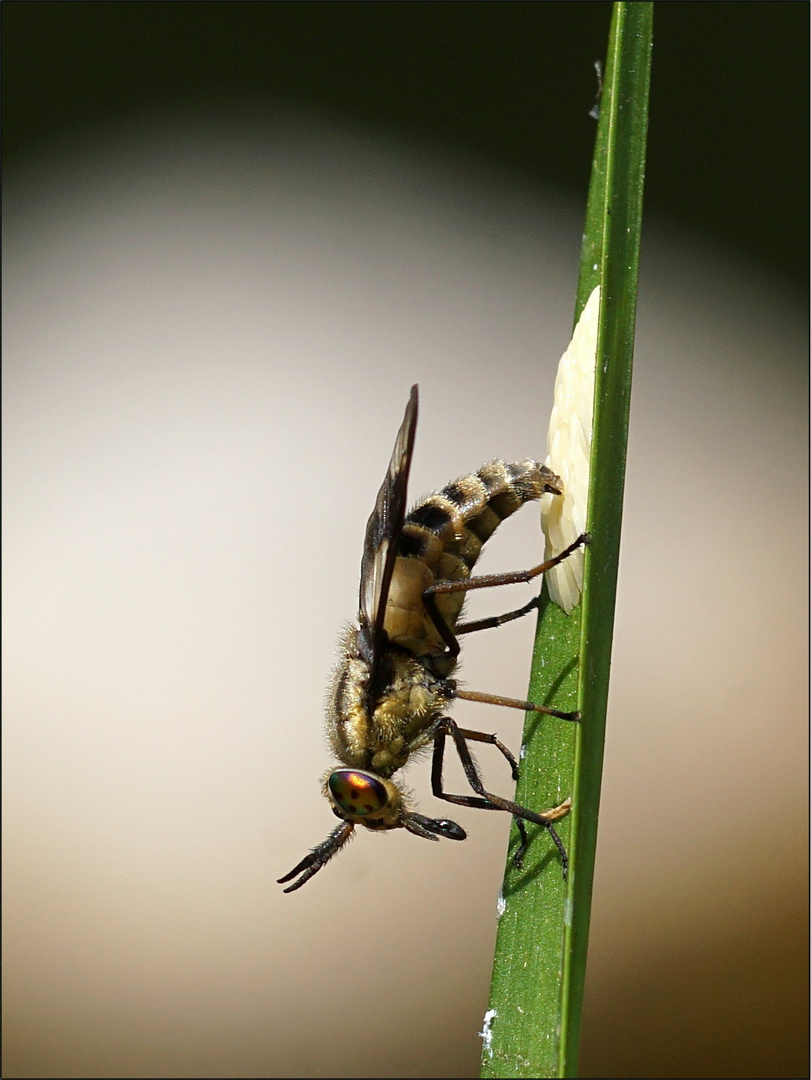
[481, 5, 652, 1078]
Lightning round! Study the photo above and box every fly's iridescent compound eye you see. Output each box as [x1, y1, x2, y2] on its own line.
[329, 770, 388, 818]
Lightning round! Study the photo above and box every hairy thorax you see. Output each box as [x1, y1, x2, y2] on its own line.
[327, 626, 452, 777]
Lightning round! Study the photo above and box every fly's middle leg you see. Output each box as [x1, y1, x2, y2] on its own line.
[452, 686, 580, 722]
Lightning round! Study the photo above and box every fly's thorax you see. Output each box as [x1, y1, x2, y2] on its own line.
[322, 767, 410, 831]
[327, 625, 372, 765]
[368, 649, 449, 772]
[327, 625, 450, 776]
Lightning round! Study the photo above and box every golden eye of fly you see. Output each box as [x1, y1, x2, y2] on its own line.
[328, 770, 388, 818]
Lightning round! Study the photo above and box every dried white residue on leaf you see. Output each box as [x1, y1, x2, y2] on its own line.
[479, 1009, 497, 1056]
[540, 285, 600, 613]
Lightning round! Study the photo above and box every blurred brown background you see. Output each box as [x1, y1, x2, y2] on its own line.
[3, 4, 807, 1078]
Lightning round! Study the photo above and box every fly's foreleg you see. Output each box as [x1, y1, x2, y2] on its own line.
[430, 717, 572, 877]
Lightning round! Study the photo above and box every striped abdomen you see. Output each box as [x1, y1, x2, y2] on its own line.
[382, 460, 562, 657]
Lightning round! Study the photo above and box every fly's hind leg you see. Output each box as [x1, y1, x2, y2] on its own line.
[422, 532, 590, 719]
[426, 531, 590, 619]
[430, 717, 573, 879]
[422, 531, 590, 656]
[455, 592, 542, 637]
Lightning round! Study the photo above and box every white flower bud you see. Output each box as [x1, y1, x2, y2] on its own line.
[540, 286, 600, 612]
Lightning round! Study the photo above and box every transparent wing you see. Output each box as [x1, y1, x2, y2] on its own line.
[358, 384, 418, 678]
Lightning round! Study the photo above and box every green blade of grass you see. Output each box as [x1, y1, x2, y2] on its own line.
[480, 5, 652, 1078]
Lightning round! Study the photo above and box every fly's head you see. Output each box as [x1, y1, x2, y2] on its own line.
[323, 767, 465, 842]
[276, 767, 466, 894]
[323, 768, 403, 829]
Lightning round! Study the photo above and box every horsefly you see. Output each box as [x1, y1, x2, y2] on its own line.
[279, 386, 588, 892]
